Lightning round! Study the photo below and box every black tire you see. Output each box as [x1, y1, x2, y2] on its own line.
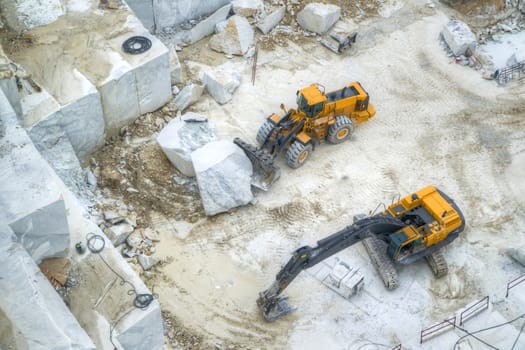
[327, 116, 355, 144]
[256, 120, 274, 145]
[286, 141, 313, 169]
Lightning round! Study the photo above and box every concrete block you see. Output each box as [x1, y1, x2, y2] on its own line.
[0, 90, 71, 264]
[156, 112, 217, 176]
[210, 15, 255, 56]
[0, 0, 63, 31]
[257, 6, 286, 34]
[297, 3, 341, 35]
[174, 83, 205, 111]
[191, 140, 254, 216]
[153, 0, 231, 30]
[203, 61, 242, 104]
[232, 0, 263, 17]
[442, 20, 477, 56]
[0, 224, 96, 350]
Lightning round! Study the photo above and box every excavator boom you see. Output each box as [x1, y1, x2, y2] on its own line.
[257, 186, 465, 321]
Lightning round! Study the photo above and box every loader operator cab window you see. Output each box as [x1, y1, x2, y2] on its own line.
[297, 94, 324, 118]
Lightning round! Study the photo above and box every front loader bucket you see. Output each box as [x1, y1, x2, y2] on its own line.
[233, 138, 280, 191]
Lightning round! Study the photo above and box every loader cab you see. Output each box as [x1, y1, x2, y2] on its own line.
[296, 85, 327, 118]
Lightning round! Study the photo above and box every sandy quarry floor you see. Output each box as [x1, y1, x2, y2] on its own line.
[93, 1, 525, 349]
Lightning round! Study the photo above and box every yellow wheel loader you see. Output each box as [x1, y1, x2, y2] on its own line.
[234, 81, 375, 190]
[256, 185, 465, 321]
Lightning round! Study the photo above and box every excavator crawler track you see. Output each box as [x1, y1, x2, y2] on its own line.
[363, 236, 399, 290]
[425, 249, 448, 278]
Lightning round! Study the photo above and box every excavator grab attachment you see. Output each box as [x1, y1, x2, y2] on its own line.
[233, 138, 281, 191]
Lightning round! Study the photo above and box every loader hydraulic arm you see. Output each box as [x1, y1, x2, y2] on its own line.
[257, 216, 406, 321]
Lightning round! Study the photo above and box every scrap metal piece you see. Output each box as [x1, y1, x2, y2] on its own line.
[320, 32, 358, 54]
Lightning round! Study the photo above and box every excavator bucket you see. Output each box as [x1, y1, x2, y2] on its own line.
[320, 32, 358, 54]
[257, 294, 296, 322]
[233, 138, 281, 191]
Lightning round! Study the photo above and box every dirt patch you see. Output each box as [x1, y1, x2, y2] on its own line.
[93, 111, 205, 228]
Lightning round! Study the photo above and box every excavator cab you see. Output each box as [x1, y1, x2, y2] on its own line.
[387, 226, 423, 261]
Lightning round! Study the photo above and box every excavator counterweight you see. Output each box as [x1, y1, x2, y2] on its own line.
[257, 185, 465, 321]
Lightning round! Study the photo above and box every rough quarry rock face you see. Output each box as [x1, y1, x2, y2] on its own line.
[257, 6, 286, 34]
[173, 4, 232, 45]
[168, 44, 183, 85]
[203, 61, 242, 104]
[232, 0, 263, 17]
[153, 0, 231, 30]
[191, 140, 254, 216]
[296, 3, 341, 35]
[0, 226, 96, 350]
[0, 90, 70, 263]
[0, 0, 63, 32]
[442, 20, 477, 56]
[508, 246, 525, 267]
[210, 15, 255, 56]
[157, 112, 217, 176]
[174, 83, 205, 111]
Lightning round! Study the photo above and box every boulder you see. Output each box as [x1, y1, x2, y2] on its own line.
[108, 222, 135, 247]
[191, 140, 254, 216]
[0, 0, 63, 31]
[296, 3, 341, 35]
[173, 4, 232, 45]
[137, 254, 161, 270]
[210, 15, 255, 56]
[232, 0, 263, 17]
[156, 112, 217, 176]
[442, 20, 477, 56]
[257, 6, 286, 34]
[174, 83, 205, 111]
[203, 62, 242, 104]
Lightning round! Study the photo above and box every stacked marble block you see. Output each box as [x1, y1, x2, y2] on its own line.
[6, 5, 171, 166]
[0, 90, 163, 349]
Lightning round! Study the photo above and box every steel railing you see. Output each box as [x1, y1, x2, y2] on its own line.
[506, 274, 525, 298]
[459, 296, 489, 326]
[420, 315, 456, 343]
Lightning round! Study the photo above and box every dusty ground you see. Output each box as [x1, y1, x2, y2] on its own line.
[92, 1, 525, 349]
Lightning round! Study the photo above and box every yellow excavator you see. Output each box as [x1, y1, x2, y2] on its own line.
[257, 185, 465, 321]
[234, 81, 375, 190]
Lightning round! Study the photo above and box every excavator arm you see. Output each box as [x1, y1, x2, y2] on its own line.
[256, 216, 406, 321]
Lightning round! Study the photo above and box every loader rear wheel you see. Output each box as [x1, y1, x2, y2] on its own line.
[256, 120, 274, 145]
[327, 116, 355, 144]
[286, 142, 313, 169]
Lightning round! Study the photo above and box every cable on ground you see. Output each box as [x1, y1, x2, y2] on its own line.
[86, 233, 156, 349]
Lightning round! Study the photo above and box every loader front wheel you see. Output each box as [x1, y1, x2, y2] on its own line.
[286, 142, 313, 169]
[327, 116, 355, 144]
[256, 120, 274, 145]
